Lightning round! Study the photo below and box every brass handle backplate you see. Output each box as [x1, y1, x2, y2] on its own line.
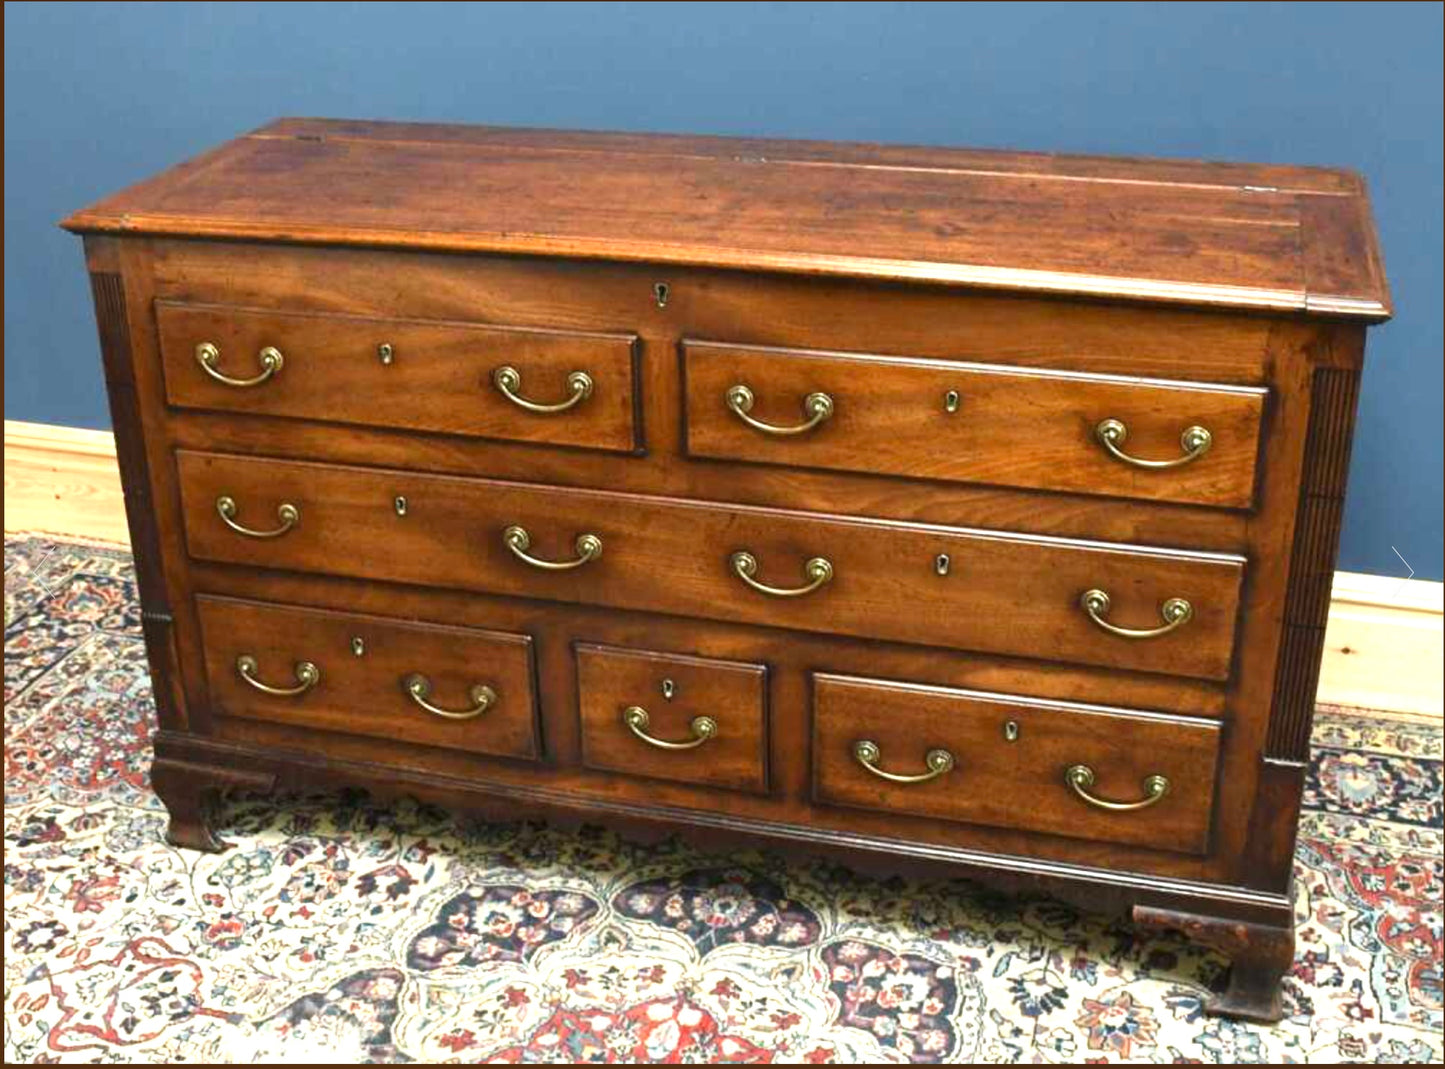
[853, 739, 954, 784]
[403, 673, 497, 720]
[236, 654, 319, 696]
[1095, 418, 1212, 469]
[216, 496, 299, 539]
[726, 384, 834, 436]
[1080, 588, 1193, 639]
[1065, 764, 1170, 811]
[623, 705, 717, 750]
[503, 525, 603, 570]
[730, 550, 833, 598]
[196, 342, 283, 387]
[493, 365, 593, 413]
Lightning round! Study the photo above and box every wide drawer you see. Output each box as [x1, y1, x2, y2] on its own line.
[157, 301, 640, 452]
[195, 595, 539, 760]
[684, 340, 1267, 508]
[811, 673, 1221, 854]
[177, 451, 1246, 680]
[576, 643, 769, 793]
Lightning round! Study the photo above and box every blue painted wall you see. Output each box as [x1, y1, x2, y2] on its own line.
[6, 1, 1441, 579]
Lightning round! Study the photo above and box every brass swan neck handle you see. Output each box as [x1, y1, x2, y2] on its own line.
[1094, 418, 1211, 470]
[196, 342, 283, 387]
[493, 365, 593, 413]
[726, 384, 834, 436]
[623, 705, 718, 750]
[403, 673, 496, 720]
[1065, 764, 1170, 811]
[853, 740, 955, 784]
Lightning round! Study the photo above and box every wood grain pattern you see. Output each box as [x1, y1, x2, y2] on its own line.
[685, 340, 1267, 507]
[181, 565, 1248, 884]
[64, 123, 1392, 1023]
[576, 643, 768, 794]
[148, 240, 1284, 383]
[812, 674, 1221, 855]
[174, 450, 1247, 680]
[156, 301, 641, 452]
[62, 119, 1390, 319]
[14, 424, 1431, 718]
[88, 266, 195, 737]
[195, 595, 540, 760]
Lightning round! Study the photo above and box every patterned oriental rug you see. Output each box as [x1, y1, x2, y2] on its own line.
[4, 534, 1441, 1064]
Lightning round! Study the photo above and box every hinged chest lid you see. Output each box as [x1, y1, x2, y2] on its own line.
[63, 118, 1390, 321]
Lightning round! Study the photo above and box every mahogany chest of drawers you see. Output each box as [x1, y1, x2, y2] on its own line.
[63, 119, 1390, 1021]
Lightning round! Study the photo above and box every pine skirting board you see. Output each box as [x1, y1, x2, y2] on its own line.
[6, 418, 1441, 717]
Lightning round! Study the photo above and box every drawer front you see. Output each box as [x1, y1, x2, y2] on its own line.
[685, 341, 1267, 508]
[177, 451, 1245, 680]
[157, 301, 640, 452]
[811, 674, 1221, 854]
[576, 643, 768, 793]
[196, 595, 539, 760]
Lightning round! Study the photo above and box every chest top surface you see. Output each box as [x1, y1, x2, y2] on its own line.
[63, 117, 1389, 322]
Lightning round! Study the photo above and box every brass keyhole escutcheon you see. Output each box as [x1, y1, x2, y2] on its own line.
[653, 282, 670, 308]
[661, 678, 676, 701]
[378, 342, 395, 365]
[1003, 720, 1019, 742]
[935, 553, 951, 576]
[944, 389, 961, 413]
[394, 495, 408, 516]
[351, 636, 366, 657]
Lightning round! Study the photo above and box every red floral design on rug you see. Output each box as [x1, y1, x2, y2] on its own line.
[4, 536, 1442, 1063]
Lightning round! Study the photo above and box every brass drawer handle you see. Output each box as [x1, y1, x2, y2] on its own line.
[1094, 418, 1212, 469]
[730, 550, 833, 597]
[196, 342, 283, 387]
[493, 365, 593, 413]
[1080, 588, 1193, 639]
[403, 673, 497, 720]
[726, 384, 834, 436]
[623, 705, 718, 750]
[236, 654, 319, 696]
[1065, 764, 1170, 811]
[216, 495, 299, 539]
[503, 525, 603, 570]
[853, 739, 954, 783]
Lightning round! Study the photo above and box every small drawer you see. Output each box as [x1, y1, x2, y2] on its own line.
[196, 595, 539, 760]
[684, 340, 1267, 508]
[576, 643, 768, 793]
[811, 673, 1221, 854]
[157, 301, 640, 452]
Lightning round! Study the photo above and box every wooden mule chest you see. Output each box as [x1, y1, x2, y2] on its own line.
[63, 118, 1390, 1020]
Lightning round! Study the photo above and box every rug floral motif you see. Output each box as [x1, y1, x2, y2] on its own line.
[4, 534, 1441, 1063]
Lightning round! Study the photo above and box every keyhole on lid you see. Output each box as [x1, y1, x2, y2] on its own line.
[944, 389, 961, 413]
[1004, 720, 1019, 742]
[935, 553, 951, 576]
[351, 636, 365, 657]
[378, 342, 394, 365]
[653, 282, 670, 308]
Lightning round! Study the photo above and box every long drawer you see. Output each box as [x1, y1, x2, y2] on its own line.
[196, 595, 540, 760]
[157, 301, 641, 452]
[177, 451, 1245, 679]
[684, 340, 1268, 508]
[811, 673, 1222, 854]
